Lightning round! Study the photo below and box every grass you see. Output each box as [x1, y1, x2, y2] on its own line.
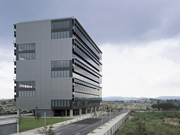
[19, 117, 72, 132]
[115, 111, 180, 135]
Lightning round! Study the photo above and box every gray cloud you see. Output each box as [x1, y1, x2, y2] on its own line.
[1, 0, 180, 45]
[160, 43, 180, 63]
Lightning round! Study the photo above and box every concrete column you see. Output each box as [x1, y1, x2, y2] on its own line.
[17, 110, 20, 133]
[79, 108, 82, 116]
[85, 108, 88, 114]
[93, 107, 96, 112]
[90, 107, 93, 113]
[70, 109, 73, 117]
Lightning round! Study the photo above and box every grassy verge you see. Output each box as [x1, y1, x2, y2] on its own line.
[115, 111, 180, 135]
[20, 117, 72, 132]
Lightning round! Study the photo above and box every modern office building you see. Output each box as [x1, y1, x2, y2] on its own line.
[14, 17, 102, 116]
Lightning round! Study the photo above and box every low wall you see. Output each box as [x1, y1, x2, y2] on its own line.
[0, 119, 17, 135]
[88, 110, 130, 135]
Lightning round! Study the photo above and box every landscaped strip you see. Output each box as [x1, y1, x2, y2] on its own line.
[20, 117, 72, 132]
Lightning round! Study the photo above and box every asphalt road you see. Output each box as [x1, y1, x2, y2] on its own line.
[54, 110, 129, 135]
[0, 113, 33, 120]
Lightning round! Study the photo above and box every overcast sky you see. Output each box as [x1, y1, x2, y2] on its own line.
[0, 0, 180, 98]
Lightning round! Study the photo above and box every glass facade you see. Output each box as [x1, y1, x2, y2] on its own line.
[18, 53, 35, 60]
[51, 70, 70, 78]
[18, 81, 35, 89]
[51, 60, 70, 68]
[51, 21, 70, 29]
[17, 43, 35, 60]
[18, 43, 35, 51]
[51, 100, 70, 107]
[51, 31, 70, 39]
[19, 91, 35, 98]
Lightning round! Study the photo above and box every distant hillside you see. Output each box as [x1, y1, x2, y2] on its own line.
[102, 96, 147, 101]
[156, 96, 180, 100]
[102, 96, 180, 101]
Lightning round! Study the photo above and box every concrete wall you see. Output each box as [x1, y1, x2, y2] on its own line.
[0, 122, 17, 135]
[88, 111, 130, 135]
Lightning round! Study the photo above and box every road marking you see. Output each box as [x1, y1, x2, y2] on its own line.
[57, 132, 62, 135]
[75, 133, 80, 135]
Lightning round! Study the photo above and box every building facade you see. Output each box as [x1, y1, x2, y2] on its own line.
[14, 17, 102, 116]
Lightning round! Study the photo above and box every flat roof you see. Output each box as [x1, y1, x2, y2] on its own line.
[15, 16, 74, 24]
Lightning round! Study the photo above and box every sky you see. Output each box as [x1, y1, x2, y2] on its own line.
[0, 0, 180, 98]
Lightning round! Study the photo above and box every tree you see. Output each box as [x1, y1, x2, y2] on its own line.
[151, 102, 177, 110]
[34, 112, 41, 131]
[17, 112, 23, 135]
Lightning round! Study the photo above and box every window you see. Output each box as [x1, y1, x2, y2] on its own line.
[51, 100, 70, 107]
[51, 21, 70, 29]
[18, 81, 35, 89]
[19, 91, 35, 98]
[17, 43, 36, 60]
[18, 43, 35, 51]
[18, 53, 35, 60]
[51, 60, 70, 68]
[51, 70, 70, 78]
[51, 31, 70, 39]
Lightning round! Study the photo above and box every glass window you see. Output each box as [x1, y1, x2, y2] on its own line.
[63, 71, 66, 77]
[29, 91, 32, 97]
[27, 91, 29, 97]
[67, 31, 69, 37]
[55, 100, 57, 107]
[33, 91, 35, 97]
[57, 61, 61, 67]
[60, 32, 63, 38]
[67, 60, 69, 67]
[60, 100, 62, 107]
[67, 70, 70, 77]
[57, 100, 60, 107]
[64, 100, 66, 107]
[67, 100, 69, 107]
[51, 71, 54, 78]
[19, 91, 21, 97]
[67, 21, 69, 27]
[52, 33, 54, 39]
[58, 71, 61, 77]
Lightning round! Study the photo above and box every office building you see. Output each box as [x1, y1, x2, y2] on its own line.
[14, 17, 102, 116]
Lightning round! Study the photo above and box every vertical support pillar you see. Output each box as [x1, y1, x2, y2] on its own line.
[85, 108, 88, 114]
[44, 112, 46, 128]
[79, 108, 82, 116]
[93, 107, 96, 112]
[90, 107, 93, 113]
[70, 109, 73, 117]
[79, 108, 82, 120]
[17, 110, 19, 133]
[65, 110, 67, 123]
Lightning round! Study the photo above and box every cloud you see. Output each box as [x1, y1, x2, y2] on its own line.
[0, 39, 14, 99]
[1, 0, 180, 44]
[101, 37, 180, 98]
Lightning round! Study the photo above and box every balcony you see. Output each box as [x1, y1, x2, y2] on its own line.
[14, 31, 16, 37]
[14, 49, 16, 56]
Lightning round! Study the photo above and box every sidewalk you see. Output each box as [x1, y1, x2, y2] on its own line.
[11, 112, 96, 135]
[87, 111, 130, 135]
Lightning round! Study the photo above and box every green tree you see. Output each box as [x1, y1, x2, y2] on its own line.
[34, 112, 41, 131]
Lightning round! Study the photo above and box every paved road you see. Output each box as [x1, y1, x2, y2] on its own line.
[54, 110, 129, 135]
[0, 113, 33, 120]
